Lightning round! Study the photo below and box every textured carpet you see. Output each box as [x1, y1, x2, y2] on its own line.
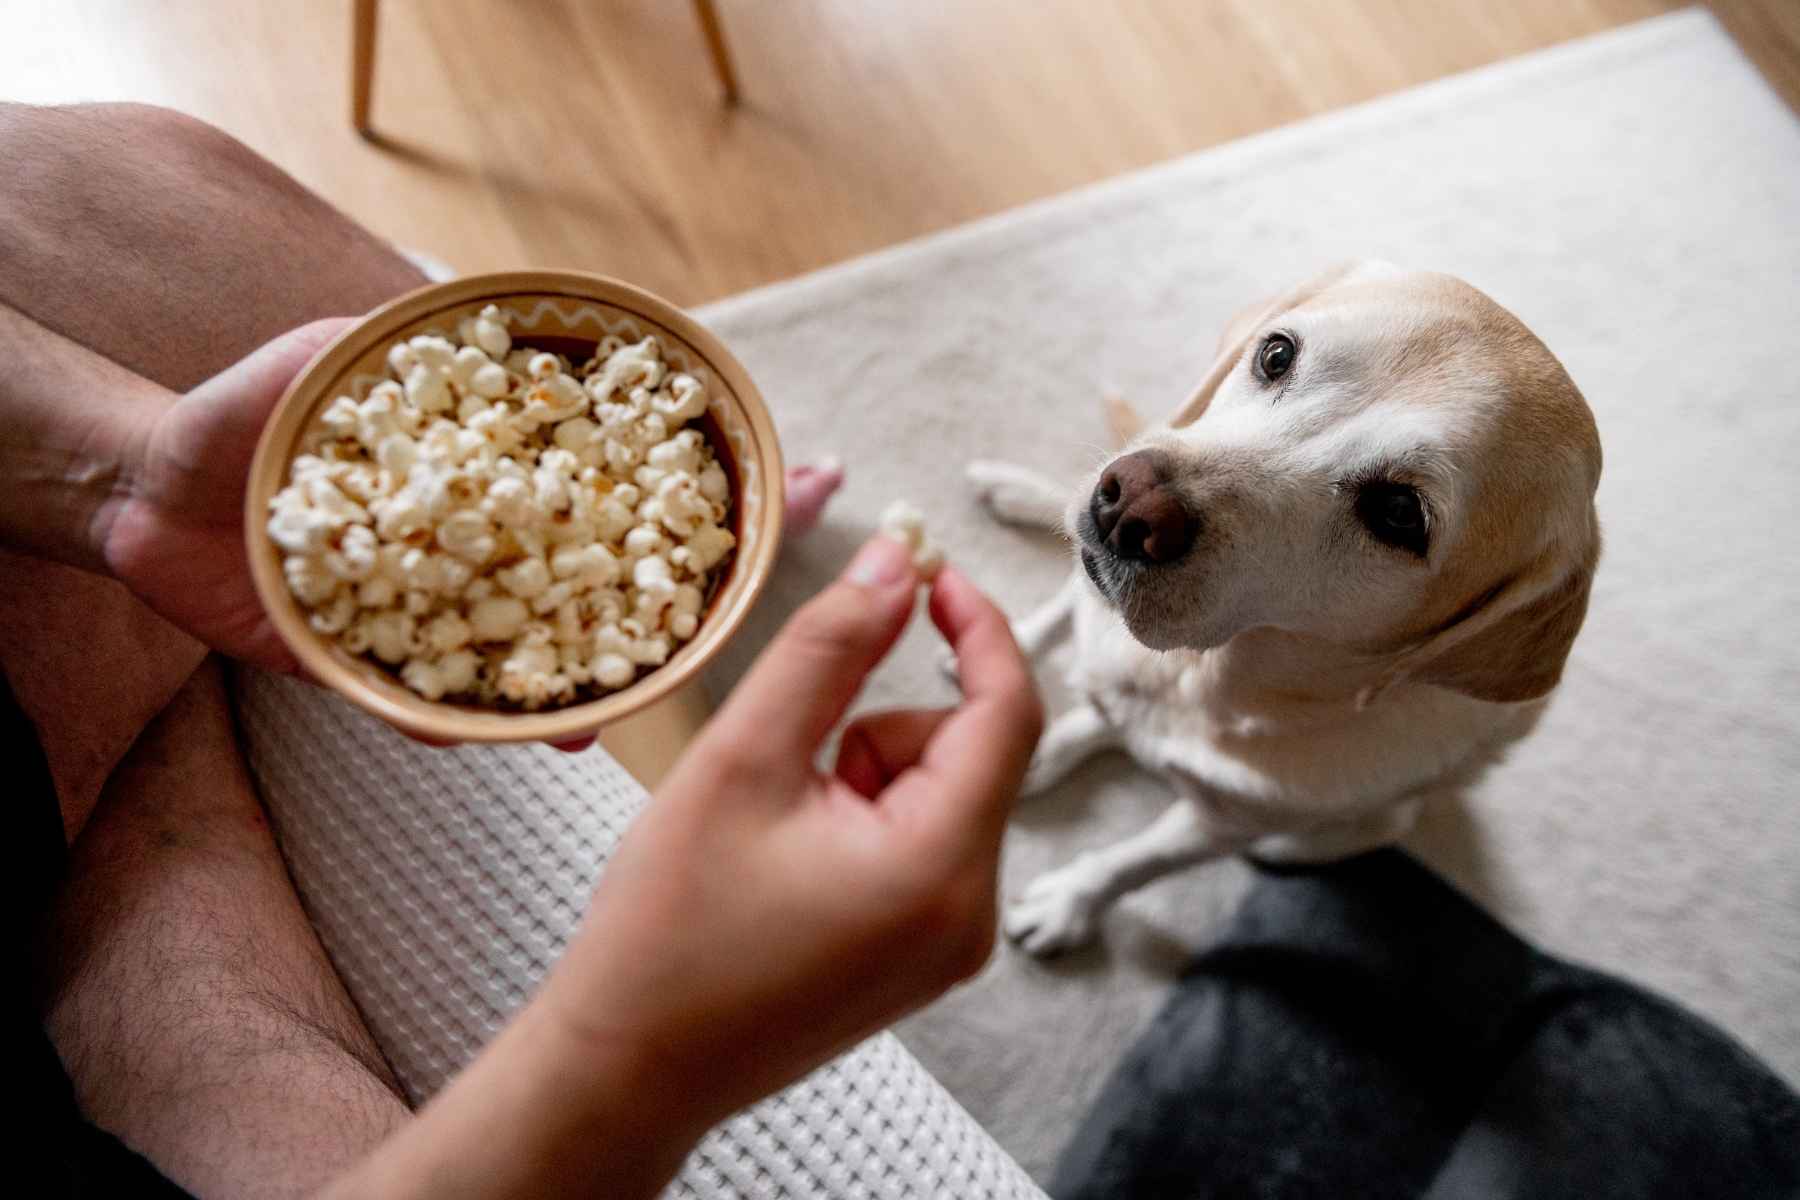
[696, 9, 1800, 1180]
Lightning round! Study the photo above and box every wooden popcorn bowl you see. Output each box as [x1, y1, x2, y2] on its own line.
[245, 270, 784, 744]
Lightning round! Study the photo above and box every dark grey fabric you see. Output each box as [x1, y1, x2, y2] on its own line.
[1052, 849, 1799, 1200]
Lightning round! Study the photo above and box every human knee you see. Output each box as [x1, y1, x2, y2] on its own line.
[0, 101, 267, 198]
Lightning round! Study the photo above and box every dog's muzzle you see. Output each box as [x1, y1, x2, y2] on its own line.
[1087, 450, 1197, 564]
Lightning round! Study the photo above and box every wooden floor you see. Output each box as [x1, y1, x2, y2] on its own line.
[23, 0, 1799, 312]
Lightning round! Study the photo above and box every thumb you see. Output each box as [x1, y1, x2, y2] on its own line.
[168, 318, 357, 487]
[704, 536, 918, 769]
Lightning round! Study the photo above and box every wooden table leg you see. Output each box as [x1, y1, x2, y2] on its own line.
[352, 0, 379, 135]
[692, 0, 740, 105]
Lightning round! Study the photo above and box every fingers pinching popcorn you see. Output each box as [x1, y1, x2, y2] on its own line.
[268, 306, 740, 708]
[878, 500, 945, 579]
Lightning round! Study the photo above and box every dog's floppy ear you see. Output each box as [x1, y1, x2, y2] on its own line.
[1370, 538, 1598, 705]
[1168, 261, 1382, 428]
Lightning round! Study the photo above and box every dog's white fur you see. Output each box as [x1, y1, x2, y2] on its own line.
[967, 261, 1602, 955]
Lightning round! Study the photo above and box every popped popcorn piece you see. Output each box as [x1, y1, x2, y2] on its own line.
[437, 648, 479, 694]
[585, 337, 664, 402]
[401, 657, 450, 701]
[551, 542, 621, 589]
[496, 556, 552, 599]
[309, 590, 357, 636]
[357, 575, 398, 609]
[592, 653, 636, 689]
[879, 500, 945, 578]
[671, 523, 735, 574]
[365, 611, 417, 665]
[268, 306, 737, 709]
[436, 509, 497, 564]
[283, 555, 338, 607]
[652, 373, 708, 423]
[457, 305, 512, 360]
[469, 595, 529, 643]
[420, 611, 472, 655]
[323, 524, 380, 582]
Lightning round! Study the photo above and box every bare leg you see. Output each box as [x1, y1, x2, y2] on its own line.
[1019, 701, 1118, 798]
[2, 102, 421, 1189]
[37, 660, 408, 1198]
[966, 459, 1071, 530]
[1004, 797, 1249, 956]
[0, 102, 428, 830]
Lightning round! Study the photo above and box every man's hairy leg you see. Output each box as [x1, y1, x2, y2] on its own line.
[1, 101, 423, 1192]
[37, 660, 410, 1199]
[0, 100, 426, 831]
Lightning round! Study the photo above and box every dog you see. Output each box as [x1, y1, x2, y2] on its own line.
[964, 260, 1602, 956]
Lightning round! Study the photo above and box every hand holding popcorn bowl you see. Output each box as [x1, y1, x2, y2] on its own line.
[245, 272, 784, 746]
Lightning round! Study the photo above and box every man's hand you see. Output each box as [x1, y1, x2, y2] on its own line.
[102, 320, 849, 680]
[103, 319, 355, 673]
[324, 537, 1043, 1199]
[548, 537, 1043, 1114]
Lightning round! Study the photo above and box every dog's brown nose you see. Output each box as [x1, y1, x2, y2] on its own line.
[1092, 451, 1195, 563]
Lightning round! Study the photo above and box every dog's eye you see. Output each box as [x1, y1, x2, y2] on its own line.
[1258, 333, 1297, 381]
[1355, 482, 1429, 557]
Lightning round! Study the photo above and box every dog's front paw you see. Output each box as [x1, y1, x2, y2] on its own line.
[1017, 750, 1066, 799]
[965, 460, 1058, 528]
[1004, 859, 1103, 956]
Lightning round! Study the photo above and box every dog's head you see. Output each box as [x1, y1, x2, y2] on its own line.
[1073, 261, 1601, 703]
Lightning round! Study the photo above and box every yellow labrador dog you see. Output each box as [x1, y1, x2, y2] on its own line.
[965, 261, 1601, 955]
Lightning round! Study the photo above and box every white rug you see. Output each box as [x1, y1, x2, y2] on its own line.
[697, 9, 1800, 1179]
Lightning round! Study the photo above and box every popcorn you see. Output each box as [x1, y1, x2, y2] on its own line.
[420, 611, 472, 654]
[457, 305, 512, 360]
[469, 595, 530, 643]
[879, 500, 945, 578]
[551, 542, 621, 589]
[365, 611, 417, 665]
[495, 555, 550, 599]
[269, 307, 733, 708]
[585, 337, 664, 402]
[592, 653, 635, 689]
[357, 575, 398, 609]
[283, 555, 338, 607]
[671, 523, 735, 574]
[434, 509, 495, 565]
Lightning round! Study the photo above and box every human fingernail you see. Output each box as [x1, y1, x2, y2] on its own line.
[845, 535, 913, 588]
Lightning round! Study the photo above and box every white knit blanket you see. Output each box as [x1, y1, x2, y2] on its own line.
[240, 8, 1800, 1189]
[239, 676, 1043, 1199]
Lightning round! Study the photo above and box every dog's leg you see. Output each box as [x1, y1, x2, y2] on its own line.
[1248, 799, 1423, 865]
[966, 460, 1069, 531]
[942, 571, 1079, 682]
[1005, 796, 1248, 956]
[1019, 702, 1117, 798]
[1012, 572, 1080, 661]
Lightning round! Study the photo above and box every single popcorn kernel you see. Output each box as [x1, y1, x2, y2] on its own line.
[268, 304, 735, 709]
[878, 500, 945, 579]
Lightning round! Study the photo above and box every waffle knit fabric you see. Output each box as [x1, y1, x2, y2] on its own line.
[236, 671, 1044, 1200]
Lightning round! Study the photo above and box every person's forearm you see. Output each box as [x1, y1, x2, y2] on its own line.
[0, 299, 172, 571]
[318, 993, 715, 1200]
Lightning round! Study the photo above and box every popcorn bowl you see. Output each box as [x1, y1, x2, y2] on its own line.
[245, 271, 784, 744]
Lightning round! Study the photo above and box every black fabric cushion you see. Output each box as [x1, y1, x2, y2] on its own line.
[1052, 849, 1799, 1200]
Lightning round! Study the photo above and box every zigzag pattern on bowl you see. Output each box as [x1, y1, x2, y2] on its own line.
[339, 297, 761, 560]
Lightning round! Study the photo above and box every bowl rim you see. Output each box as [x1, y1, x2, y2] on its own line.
[244, 269, 784, 744]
